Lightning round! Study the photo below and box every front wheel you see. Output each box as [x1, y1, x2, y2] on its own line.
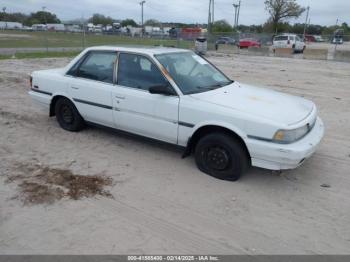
[195, 133, 249, 181]
[55, 97, 85, 132]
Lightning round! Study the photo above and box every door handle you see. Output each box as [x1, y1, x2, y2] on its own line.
[71, 86, 79, 90]
[115, 95, 125, 99]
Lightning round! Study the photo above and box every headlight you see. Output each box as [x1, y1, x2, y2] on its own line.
[273, 125, 310, 143]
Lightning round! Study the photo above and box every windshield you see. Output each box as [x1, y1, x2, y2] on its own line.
[274, 35, 288, 41]
[155, 52, 233, 95]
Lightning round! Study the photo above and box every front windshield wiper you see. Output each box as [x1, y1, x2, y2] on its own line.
[186, 80, 234, 95]
[202, 80, 234, 90]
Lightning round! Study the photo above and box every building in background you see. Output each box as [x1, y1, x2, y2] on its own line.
[0, 21, 23, 30]
[47, 24, 65, 32]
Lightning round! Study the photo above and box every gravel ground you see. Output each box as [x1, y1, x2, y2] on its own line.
[0, 54, 350, 254]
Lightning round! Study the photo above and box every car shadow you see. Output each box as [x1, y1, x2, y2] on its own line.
[84, 122, 184, 155]
[75, 122, 306, 186]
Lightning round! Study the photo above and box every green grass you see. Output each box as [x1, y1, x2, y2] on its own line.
[0, 51, 80, 60]
[0, 31, 195, 60]
[0, 30, 194, 49]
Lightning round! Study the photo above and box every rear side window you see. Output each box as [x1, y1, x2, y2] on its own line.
[77, 52, 117, 84]
[274, 36, 288, 41]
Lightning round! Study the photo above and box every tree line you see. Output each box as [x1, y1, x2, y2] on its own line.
[0, 11, 60, 25]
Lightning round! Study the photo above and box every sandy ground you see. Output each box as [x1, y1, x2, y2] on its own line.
[0, 54, 350, 255]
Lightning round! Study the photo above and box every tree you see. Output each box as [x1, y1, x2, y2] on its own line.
[0, 12, 28, 24]
[88, 13, 113, 26]
[26, 11, 61, 25]
[144, 19, 161, 27]
[212, 19, 234, 33]
[264, 0, 305, 32]
[238, 24, 263, 33]
[121, 19, 137, 27]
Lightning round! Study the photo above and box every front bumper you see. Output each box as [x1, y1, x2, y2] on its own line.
[28, 90, 51, 109]
[247, 117, 325, 170]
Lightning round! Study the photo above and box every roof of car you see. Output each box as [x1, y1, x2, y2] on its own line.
[85, 45, 191, 55]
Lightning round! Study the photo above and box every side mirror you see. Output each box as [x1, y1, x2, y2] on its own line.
[149, 84, 176, 96]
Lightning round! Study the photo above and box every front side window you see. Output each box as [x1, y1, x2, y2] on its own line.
[155, 52, 232, 95]
[117, 53, 168, 91]
[77, 51, 117, 83]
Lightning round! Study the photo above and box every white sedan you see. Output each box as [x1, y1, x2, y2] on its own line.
[29, 46, 324, 181]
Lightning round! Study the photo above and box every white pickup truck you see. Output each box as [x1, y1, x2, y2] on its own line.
[29, 46, 324, 181]
[273, 34, 306, 53]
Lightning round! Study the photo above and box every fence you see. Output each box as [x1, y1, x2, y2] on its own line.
[0, 29, 350, 62]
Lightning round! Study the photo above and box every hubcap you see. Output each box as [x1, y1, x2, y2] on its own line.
[61, 105, 73, 124]
[204, 146, 230, 171]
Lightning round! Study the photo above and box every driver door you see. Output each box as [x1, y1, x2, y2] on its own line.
[112, 52, 179, 144]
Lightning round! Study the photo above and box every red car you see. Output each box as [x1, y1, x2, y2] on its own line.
[238, 39, 261, 49]
[304, 34, 316, 42]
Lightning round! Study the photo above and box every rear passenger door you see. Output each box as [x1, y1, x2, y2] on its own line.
[67, 51, 117, 127]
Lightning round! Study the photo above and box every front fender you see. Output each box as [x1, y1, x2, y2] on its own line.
[180, 120, 248, 158]
[191, 120, 247, 140]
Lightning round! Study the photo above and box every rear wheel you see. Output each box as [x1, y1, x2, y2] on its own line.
[195, 133, 249, 181]
[55, 97, 85, 132]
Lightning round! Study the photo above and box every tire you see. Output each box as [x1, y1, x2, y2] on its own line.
[55, 97, 85, 132]
[195, 133, 249, 181]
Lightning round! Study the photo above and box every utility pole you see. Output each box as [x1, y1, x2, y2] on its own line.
[233, 4, 238, 28]
[140, 1, 146, 37]
[303, 6, 310, 38]
[233, 1, 241, 28]
[2, 7, 7, 30]
[237, 1, 241, 47]
[212, 0, 214, 25]
[42, 6, 48, 53]
[237, 0, 241, 27]
[207, 0, 214, 33]
[81, 15, 86, 49]
[208, 0, 211, 33]
[334, 18, 339, 51]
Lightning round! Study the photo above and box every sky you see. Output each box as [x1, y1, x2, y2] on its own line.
[2, 0, 349, 26]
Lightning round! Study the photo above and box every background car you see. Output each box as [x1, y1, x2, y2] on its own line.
[238, 38, 261, 49]
[304, 34, 316, 42]
[273, 33, 305, 53]
[314, 35, 325, 42]
[215, 37, 236, 45]
[332, 36, 344, 45]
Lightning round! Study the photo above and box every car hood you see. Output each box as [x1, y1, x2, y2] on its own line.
[189, 82, 314, 126]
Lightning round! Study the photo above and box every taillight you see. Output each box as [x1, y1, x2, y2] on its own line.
[29, 76, 32, 89]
